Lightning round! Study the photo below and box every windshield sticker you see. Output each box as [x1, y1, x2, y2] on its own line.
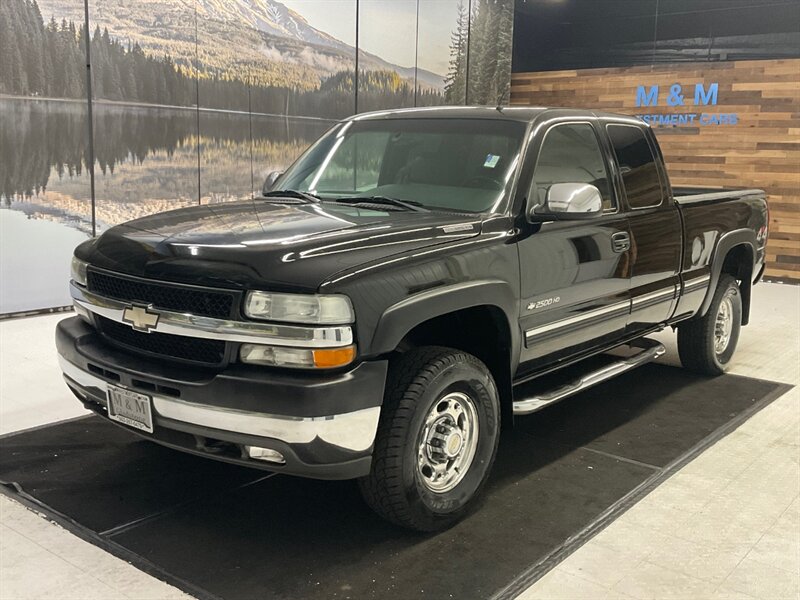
[484, 154, 501, 168]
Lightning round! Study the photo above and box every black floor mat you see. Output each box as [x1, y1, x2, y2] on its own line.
[0, 417, 265, 533]
[0, 365, 788, 600]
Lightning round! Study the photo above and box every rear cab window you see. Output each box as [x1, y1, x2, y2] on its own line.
[606, 124, 664, 209]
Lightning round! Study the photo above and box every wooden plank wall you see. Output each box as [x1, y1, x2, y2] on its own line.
[510, 59, 800, 280]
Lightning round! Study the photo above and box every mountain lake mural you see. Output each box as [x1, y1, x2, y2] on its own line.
[0, 0, 515, 314]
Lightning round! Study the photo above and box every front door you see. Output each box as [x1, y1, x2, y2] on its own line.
[517, 121, 632, 369]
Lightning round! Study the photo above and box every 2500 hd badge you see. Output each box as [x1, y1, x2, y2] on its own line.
[527, 297, 560, 311]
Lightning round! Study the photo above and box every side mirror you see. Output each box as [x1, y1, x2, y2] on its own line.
[532, 182, 603, 220]
[262, 171, 284, 195]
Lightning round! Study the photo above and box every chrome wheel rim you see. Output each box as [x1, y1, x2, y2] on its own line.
[714, 293, 735, 354]
[417, 391, 479, 493]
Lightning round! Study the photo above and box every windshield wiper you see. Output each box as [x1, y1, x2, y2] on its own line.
[262, 189, 321, 204]
[332, 195, 428, 212]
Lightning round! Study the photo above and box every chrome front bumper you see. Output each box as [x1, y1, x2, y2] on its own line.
[56, 317, 387, 479]
[59, 357, 380, 452]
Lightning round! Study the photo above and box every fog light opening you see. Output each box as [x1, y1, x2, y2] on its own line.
[245, 446, 286, 464]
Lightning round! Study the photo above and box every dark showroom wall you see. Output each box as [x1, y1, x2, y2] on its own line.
[511, 0, 800, 281]
[0, 0, 514, 315]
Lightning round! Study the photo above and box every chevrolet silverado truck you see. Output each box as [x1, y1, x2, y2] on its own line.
[57, 107, 769, 531]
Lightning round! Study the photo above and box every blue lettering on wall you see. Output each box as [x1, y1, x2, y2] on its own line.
[636, 85, 659, 107]
[694, 83, 718, 106]
[667, 84, 685, 106]
[634, 81, 734, 126]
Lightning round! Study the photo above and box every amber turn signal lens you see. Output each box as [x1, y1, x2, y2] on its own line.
[312, 345, 356, 368]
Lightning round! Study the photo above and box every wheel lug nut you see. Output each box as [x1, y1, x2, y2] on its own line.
[436, 425, 447, 433]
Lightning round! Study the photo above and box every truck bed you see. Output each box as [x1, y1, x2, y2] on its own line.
[673, 186, 768, 298]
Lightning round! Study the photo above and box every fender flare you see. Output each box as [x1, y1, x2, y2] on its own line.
[698, 228, 757, 320]
[369, 279, 521, 369]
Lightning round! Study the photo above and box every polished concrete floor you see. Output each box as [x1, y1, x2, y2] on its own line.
[1, 282, 798, 600]
[518, 282, 800, 600]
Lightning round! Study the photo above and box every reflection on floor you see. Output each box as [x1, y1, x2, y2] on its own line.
[0, 210, 89, 314]
[0, 282, 798, 600]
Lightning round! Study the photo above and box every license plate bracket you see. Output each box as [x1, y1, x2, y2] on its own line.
[107, 385, 154, 434]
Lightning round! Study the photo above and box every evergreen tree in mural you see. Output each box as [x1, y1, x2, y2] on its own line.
[444, 1, 470, 104]
[0, 0, 196, 104]
[0, 1, 85, 98]
[444, 0, 513, 106]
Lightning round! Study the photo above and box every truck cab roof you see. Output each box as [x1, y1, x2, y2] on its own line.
[347, 106, 647, 127]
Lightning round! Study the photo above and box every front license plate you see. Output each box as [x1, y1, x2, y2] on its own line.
[107, 385, 154, 434]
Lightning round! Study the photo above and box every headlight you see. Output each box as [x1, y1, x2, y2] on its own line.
[71, 257, 88, 287]
[244, 291, 354, 324]
[240, 343, 356, 369]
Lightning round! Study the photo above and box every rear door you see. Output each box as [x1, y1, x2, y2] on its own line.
[604, 122, 682, 330]
[517, 120, 632, 368]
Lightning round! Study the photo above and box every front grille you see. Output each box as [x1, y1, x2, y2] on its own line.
[87, 270, 236, 319]
[98, 317, 227, 366]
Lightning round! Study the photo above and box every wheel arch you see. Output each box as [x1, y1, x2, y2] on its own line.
[699, 229, 757, 326]
[369, 280, 520, 425]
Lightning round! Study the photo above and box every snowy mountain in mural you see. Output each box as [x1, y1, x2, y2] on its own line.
[200, 0, 351, 51]
[34, 0, 445, 90]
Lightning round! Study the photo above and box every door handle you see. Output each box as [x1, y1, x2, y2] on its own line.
[611, 232, 631, 253]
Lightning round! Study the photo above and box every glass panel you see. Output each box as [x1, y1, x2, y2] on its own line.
[87, 0, 200, 229]
[512, 0, 657, 72]
[466, 0, 515, 105]
[276, 0, 357, 119]
[357, 0, 417, 111]
[248, 1, 356, 188]
[197, 2, 357, 201]
[417, 0, 461, 106]
[0, 0, 91, 313]
[93, 105, 201, 224]
[197, 16, 255, 204]
[251, 116, 335, 194]
[655, 0, 800, 63]
[532, 123, 614, 210]
[607, 125, 663, 209]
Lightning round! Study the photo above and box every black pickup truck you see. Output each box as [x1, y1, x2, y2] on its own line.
[58, 107, 769, 531]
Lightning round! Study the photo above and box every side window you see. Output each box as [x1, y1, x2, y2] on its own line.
[606, 124, 663, 209]
[532, 123, 615, 211]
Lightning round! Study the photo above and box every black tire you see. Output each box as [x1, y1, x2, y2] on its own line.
[359, 346, 501, 531]
[678, 274, 742, 375]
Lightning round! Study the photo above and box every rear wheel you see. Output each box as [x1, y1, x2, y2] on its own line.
[359, 346, 501, 531]
[678, 274, 742, 375]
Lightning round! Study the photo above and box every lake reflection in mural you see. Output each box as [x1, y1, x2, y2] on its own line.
[0, 98, 330, 312]
[1, 98, 331, 230]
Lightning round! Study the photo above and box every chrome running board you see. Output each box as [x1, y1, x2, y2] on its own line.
[512, 339, 666, 416]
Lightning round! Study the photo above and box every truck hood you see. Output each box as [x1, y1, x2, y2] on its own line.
[79, 200, 481, 292]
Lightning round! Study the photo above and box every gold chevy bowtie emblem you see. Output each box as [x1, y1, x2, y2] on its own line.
[122, 305, 160, 333]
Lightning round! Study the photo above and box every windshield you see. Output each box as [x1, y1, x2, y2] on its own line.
[277, 118, 527, 214]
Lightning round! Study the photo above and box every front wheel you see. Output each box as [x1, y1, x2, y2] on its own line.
[359, 347, 501, 531]
[677, 273, 742, 375]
